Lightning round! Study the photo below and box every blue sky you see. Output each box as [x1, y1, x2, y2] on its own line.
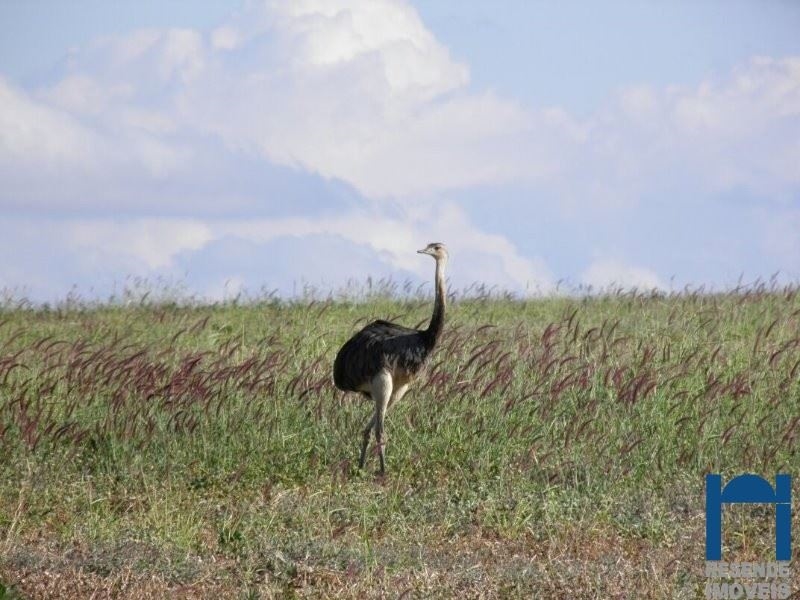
[1, 1, 799, 301]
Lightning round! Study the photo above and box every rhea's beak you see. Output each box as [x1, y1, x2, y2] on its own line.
[417, 247, 432, 255]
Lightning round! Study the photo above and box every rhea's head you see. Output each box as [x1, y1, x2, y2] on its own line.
[417, 242, 448, 262]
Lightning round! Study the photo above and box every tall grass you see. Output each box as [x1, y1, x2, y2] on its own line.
[0, 283, 799, 597]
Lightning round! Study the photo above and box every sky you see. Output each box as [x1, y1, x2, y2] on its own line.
[1, 0, 799, 302]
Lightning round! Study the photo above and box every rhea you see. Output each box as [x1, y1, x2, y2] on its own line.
[333, 242, 448, 474]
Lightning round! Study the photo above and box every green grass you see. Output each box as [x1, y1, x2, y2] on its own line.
[0, 286, 799, 597]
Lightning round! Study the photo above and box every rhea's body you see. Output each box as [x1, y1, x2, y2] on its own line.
[333, 242, 448, 473]
[334, 321, 433, 393]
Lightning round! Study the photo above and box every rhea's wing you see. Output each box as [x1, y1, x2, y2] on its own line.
[333, 320, 423, 391]
[365, 319, 418, 336]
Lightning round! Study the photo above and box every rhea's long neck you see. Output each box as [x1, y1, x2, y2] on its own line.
[424, 257, 446, 348]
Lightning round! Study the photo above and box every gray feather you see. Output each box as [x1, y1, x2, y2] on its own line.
[333, 319, 433, 392]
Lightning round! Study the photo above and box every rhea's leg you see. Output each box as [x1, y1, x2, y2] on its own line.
[388, 383, 409, 412]
[358, 413, 375, 469]
[370, 371, 393, 474]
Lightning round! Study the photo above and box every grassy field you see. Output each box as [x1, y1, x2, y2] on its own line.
[0, 284, 799, 598]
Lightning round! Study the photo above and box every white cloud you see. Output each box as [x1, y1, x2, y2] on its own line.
[174, 233, 404, 300]
[1, 0, 799, 299]
[0, 218, 213, 298]
[175, 0, 560, 198]
[211, 203, 554, 292]
[188, 203, 553, 293]
[44, 74, 133, 117]
[601, 56, 800, 198]
[65, 219, 213, 270]
[0, 78, 100, 167]
[5, 2, 798, 208]
[581, 259, 664, 291]
[229, 0, 469, 97]
[8, 0, 579, 200]
[210, 26, 241, 51]
[0, 201, 555, 301]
